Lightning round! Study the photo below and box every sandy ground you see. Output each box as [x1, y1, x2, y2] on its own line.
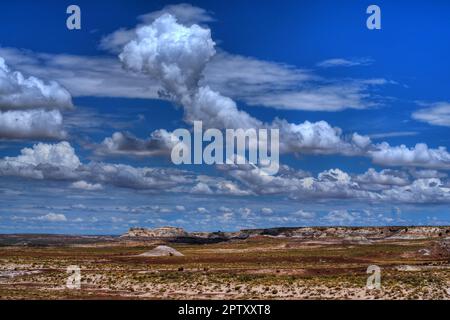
[0, 236, 449, 299]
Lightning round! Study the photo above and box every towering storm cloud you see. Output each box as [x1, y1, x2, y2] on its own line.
[119, 14, 363, 154]
[119, 14, 450, 170]
[120, 14, 215, 101]
[119, 14, 260, 129]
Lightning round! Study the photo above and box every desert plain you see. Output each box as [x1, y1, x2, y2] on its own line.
[0, 226, 449, 300]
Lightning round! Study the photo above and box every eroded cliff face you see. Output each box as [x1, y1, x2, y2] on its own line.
[120, 227, 188, 238]
[120, 226, 450, 241]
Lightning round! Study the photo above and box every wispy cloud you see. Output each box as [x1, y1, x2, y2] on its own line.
[317, 57, 374, 68]
[0, 47, 386, 113]
[369, 131, 419, 139]
[412, 102, 450, 127]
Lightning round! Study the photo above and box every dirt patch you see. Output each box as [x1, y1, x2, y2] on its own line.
[138, 245, 183, 257]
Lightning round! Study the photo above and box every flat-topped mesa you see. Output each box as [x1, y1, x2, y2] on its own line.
[121, 226, 188, 238]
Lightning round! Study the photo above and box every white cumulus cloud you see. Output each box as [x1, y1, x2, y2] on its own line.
[370, 142, 450, 169]
[95, 130, 179, 157]
[70, 180, 103, 191]
[0, 57, 73, 110]
[36, 213, 67, 222]
[0, 109, 65, 139]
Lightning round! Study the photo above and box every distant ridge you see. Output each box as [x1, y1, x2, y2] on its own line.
[120, 226, 188, 238]
[120, 226, 450, 242]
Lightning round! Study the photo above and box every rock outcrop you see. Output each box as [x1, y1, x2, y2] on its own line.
[120, 227, 188, 238]
[120, 226, 450, 242]
[138, 245, 184, 257]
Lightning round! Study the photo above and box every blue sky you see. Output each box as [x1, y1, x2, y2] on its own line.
[0, 1, 449, 234]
